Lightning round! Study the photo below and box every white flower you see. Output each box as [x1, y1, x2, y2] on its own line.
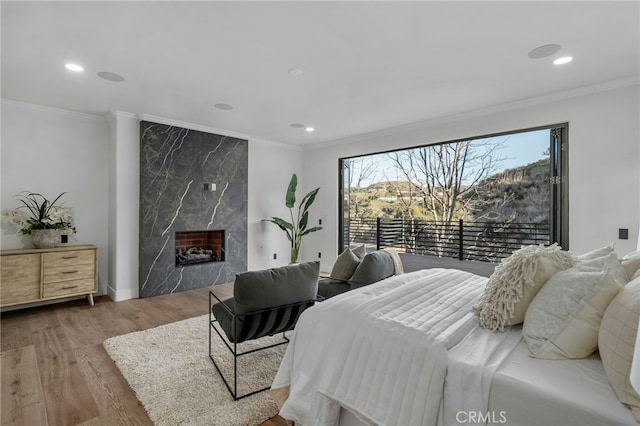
[2, 191, 77, 235]
[2, 209, 29, 229]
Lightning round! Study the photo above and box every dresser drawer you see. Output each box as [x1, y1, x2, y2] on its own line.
[43, 249, 95, 268]
[43, 263, 95, 284]
[43, 278, 96, 299]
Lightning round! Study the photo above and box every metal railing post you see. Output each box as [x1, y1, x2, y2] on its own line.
[458, 219, 464, 260]
[376, 217, 381, 250]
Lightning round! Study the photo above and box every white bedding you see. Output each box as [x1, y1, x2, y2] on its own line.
[442, 325, 523, 426]
[488, 339, 636, 425]
[272, 268, 489, 426]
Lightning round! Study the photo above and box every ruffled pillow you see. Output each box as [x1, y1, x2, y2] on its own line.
[474, 244, 574, 331]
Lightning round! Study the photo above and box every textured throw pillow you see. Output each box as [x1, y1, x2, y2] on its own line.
[474, 244, 574, 331]
[523, 267, 621, 359]
[330, 248, 361, 280]
[621, 250, 640, 281]
[599, 276, 640, 422]
[352, 244, 367, 261]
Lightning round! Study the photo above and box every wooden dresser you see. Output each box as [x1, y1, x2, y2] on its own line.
[1, 244, 97, 308]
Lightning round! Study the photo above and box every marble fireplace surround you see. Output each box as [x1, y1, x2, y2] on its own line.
[139, 121, 248, 298]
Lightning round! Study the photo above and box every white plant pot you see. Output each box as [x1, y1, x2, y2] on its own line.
[31, 229, 61, 249]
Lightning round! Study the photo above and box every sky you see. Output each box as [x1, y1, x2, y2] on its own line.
[345, 128, 549, 187]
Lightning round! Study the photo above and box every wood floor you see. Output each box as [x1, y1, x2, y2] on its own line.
[1, 285, 288, 426]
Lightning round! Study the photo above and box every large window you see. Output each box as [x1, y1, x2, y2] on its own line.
[339, 124, 568, 262]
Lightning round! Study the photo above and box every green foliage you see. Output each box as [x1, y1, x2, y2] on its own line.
[347, 159, 550, 224]
[2, 191, 77, 235]
[264, 174, 322, 262]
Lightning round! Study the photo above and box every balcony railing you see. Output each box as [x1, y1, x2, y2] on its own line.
[344, 218, 550, 263]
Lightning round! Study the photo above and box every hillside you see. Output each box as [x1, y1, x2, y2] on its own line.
[346, 158, 550, 224]
[463, 158, 550, 223]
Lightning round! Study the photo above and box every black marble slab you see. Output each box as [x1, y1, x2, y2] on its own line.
[139, 121, 248, 298]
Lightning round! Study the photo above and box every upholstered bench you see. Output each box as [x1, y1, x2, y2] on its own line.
[317, 248, 401, 300]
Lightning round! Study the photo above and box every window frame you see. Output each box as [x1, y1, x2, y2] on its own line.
[338, 123, 569, 255]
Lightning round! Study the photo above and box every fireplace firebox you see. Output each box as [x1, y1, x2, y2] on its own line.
[175, 230, 225, 266]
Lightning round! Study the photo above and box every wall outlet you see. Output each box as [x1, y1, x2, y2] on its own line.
[318, 252, 322, 258]
[619, 228, 629, 240]
[319, 218, 322, 225]
[273, 253, 277, 260]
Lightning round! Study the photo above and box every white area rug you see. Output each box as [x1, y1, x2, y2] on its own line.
[103, 315, 286, 426]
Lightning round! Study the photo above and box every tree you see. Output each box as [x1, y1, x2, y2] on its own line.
[386, 139, 505, 255]
[343, 157, 378, 245]
[343, 156, 377, 217]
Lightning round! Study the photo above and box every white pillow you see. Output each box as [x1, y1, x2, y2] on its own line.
[599, 276, 640, 422]
[574, 243, 615, 261]
[576, 251, 629, 285]
[621, 250, 640, 281]
[523, 267, 621, 359]
[474, 244, 574, 331]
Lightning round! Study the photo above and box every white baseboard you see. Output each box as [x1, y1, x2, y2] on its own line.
[107, 285, 139, 301]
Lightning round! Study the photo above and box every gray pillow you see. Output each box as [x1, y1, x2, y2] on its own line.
[349, 251, 394, 289]
[352, 244, 366, 260]
[330, 248, 361, 280]
[233, 261, 319, 315]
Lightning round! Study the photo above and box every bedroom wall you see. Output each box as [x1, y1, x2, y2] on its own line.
[247, 139, 305, 270]
[1, 99, 111, 294]
[1, 100, 302, 301]
[301, 80, 640, 269]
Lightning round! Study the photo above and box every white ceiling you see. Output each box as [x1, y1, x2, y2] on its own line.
[2, 1, 639, 146]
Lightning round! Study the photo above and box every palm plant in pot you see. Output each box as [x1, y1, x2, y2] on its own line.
[264, 174, 322, 263]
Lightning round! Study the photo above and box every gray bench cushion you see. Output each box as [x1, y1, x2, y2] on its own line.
[318, 278, 351, 299]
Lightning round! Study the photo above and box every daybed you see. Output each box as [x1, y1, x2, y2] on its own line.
[271, 244, 640, 425]
[317, 247, 403, 300]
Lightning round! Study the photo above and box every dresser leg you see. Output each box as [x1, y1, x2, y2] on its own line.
[87, 294, 95, 306]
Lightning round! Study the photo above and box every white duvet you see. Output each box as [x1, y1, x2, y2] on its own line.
[272, 268, 499, 426]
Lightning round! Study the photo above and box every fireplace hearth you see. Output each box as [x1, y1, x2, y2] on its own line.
[175, 230, 225, 266]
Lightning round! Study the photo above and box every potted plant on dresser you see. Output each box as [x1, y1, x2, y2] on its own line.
[2, 191, 76, 248]
[1, 191, 97, 308]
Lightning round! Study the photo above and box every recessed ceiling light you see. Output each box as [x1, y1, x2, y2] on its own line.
[97, 71, 125, 82]
[288, 68, 303, 76]
[214, 103, 234, 110]
[305, 127, 315, 132]
[553, 56, 573, 65]
[290, 123, 305, 128]
[65, 63, 84, 72]
[528, 44, 561, 59]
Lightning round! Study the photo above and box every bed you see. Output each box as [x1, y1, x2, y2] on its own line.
[271, 255, 639, 426]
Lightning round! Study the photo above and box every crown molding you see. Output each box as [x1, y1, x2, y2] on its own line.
[1, 98, 107, 122]
[306, 75, 640, 151]
[139, 113, 300, 150]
